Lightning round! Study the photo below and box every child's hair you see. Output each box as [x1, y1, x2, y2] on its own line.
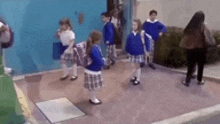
[133, 19, 142, 33]
[59, 18, 73, 30]
[86, 30, 103, 56]
[101, 12, 111, 18]
[149, 10, 157, 15]
[109, 8, 119, 18]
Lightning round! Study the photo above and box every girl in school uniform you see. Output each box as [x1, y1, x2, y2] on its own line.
[84, 30, 105, 105]
[56, 18, 78, 81]
[126, 19, 145, 85]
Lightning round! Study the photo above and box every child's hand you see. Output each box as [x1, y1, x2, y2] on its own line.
[159, 32, 163, 37]
[106, 41, 110, 45]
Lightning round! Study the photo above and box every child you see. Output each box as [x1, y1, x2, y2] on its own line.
[142, 10, 167, 70]
[56, 18, 78, 81]
[84, 30, 105, 105]
[126, 19, 145, 85]
[101, 12, 116, 70]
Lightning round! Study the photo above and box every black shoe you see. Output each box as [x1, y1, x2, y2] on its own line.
[111, 60, 115, 66]
[182, 80, 189, 87]
[140, 63, 145, 68]
[60, 75, 69, 81]
[149, 63, 156, 70]
[104, 65, 110, 70]
[197, 80, 205, 85]
[70, 76, 78, 81]
[89, 99, 102, 105]
[133, 80, 140, 85]
[130, 76, 137, 83]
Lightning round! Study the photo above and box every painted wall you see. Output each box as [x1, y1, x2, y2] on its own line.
[136, 0, 220, 30]
[0, 0, 107, 75]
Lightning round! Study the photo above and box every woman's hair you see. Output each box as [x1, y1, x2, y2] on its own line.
[59, 18, 73, 30]
[86, 30, 103, 56]
[183, 11, 205, 34]
[133, 19, 142, 33]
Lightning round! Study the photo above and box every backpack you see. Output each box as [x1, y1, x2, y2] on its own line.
[73, 41, 92, 67]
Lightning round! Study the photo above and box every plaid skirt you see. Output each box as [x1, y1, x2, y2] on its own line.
[61, 53, 77, 62]
[106, 45, 114, 58]
[130, 54, 145, 63]
[84, 72, 104, 91]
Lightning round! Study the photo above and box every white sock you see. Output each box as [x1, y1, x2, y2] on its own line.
[90, 91, 100, 103]
[62, 64, 69, 76]
[136, 68, 141, 81]
[72, 63, 77, 77]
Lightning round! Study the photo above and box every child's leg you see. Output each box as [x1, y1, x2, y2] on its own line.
[61, 60, 69, 77]
[135, 64, 141, 81]
[113, 44, 117, 58]
[106, 45, 111, 66]
[90, 90, 100, 103]
[71, 62, 77, 77]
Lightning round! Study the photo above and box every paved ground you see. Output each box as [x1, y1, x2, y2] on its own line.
[14, 58, 220, 124]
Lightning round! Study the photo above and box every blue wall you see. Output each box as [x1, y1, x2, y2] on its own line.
[0, 0, 107, 75]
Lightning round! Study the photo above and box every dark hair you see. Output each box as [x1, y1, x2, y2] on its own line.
[86, 30, 103, 56]
[149, 10, 157, 16]
[59, 18, 73, 30]
[133, 19, 142, 33]
[183, 11, 205, 34]
[101, 12, 111, 17]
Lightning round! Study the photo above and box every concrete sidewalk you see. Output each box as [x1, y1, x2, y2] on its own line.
[13, 57, 220, 124]
[166, 61, 220, 82]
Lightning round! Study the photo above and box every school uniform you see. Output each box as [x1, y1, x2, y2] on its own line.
[142, 19, 167, 65]
[59, 29, 77, 62]
[84, 45, 105, 91]
[126, 31, 145, 63]
[103, 22, 115, 65]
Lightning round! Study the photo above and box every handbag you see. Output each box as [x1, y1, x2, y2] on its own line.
[202, 25, 218, 62]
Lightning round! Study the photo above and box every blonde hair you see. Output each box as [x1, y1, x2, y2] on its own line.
[86, 30, 103, 56]
[59, 18, 73, 30]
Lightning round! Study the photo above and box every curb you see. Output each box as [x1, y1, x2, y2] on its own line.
[152, 104, 220, 124]
[154, 64, 220, 83]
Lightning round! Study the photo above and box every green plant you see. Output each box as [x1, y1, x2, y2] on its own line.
[155, 27, 220, 68]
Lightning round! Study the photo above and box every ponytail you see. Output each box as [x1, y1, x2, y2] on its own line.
[86, 37, 93, 56]
[86, 30, 103, 56]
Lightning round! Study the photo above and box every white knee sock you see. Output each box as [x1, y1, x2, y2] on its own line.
[62, 63, 69, 76]
[90, 91, 100, 103]
[136, 68, 141, 81]
[72, 63, 77, 76]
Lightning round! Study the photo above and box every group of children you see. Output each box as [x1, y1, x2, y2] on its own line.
[56, 10, 166, 105]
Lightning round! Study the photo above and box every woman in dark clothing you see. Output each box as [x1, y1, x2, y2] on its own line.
[180, 11, 207, 87]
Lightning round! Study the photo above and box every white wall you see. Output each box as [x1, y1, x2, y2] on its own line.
[136, 0, 220, 30]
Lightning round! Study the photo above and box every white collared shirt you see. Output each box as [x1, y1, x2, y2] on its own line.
[59, 29, 75, 46]
[132, 31, 138, 36]
[147, 19, 158, 23]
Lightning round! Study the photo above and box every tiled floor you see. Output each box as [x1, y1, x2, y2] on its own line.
[15, 61, 220, 124]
